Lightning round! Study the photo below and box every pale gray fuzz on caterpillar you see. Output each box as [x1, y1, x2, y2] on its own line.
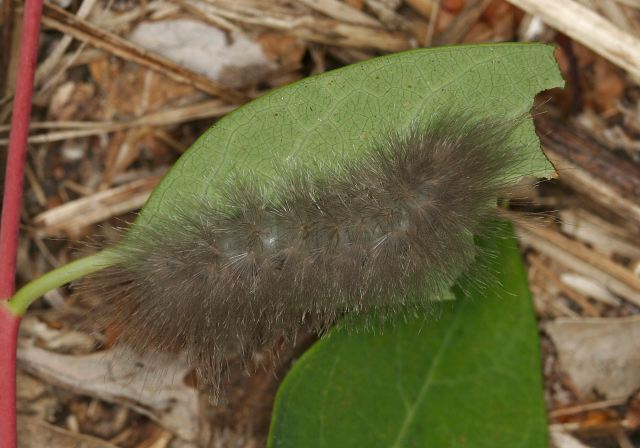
[83, 112, 532, 391]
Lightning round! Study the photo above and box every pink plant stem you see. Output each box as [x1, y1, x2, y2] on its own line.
[0, 0, 44, 446]
[0, 310, 19, 448]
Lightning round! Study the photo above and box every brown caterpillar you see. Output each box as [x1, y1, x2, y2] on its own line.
[83, 112, 533, 392]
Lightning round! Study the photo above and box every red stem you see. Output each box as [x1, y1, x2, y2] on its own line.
[0, 0, 44, 446]
[0, 310, 19, 448]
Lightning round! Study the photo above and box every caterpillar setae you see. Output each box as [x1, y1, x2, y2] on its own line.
[83, 112, 535, 392]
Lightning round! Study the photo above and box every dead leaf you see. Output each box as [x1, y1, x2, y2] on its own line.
[88, 58, 198, 120]
[49, 81, 96, 121]
[257, 32, 306, 69]
[17, 339, 199, 441]
[129, 20, 275, 88]
[546, 316, 640, 399]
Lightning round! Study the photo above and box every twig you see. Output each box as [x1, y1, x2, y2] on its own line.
[550, 397, 628, 418]
[182, 0, 410, 51]
[298, 0, 380, 26]
[33, 174, 164, 237]
[0, 0, 16, 95]
[34, 0, 97, 89]
[536, 115, 640, 228]
[0, 99, 237, 145]
[41, 3, 247, 103]
[507, 0, 640, 80]
[518, 224, 640, 307]
[434, 0, 493, 45]
[528, 254, 600, 317]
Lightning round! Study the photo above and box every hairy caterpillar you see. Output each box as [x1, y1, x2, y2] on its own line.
[83, 112, 534, 392]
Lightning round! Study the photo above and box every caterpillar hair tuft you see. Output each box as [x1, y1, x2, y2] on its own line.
[82, 112, 535, 393]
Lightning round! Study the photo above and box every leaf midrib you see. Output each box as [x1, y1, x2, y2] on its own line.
[389, 302, 466, 448]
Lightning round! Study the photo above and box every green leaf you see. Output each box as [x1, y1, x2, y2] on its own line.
[6, 43, 563, 316]
[133, 43, 563, 228]
[268, 222, 547, 447]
